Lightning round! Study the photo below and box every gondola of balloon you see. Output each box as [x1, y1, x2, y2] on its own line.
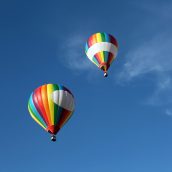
[85, 32, 118, 77]
[28, 83, 75, 142]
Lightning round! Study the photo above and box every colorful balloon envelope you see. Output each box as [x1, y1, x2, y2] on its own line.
[28, 84, 75, 141]
[85, 32, 118, 77]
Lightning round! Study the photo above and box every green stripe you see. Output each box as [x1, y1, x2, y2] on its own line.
[101, 33, 106, 42]
[53, 84, 60, 125]
[28, 103, 46, 128]
[103, 51, 106, 63]
[92, 57, 100, 66]
[104, 51, 109, 63]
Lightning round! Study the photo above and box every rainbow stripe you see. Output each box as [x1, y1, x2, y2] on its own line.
[28, 84, 75, 135]
[85, 32, 118, 72]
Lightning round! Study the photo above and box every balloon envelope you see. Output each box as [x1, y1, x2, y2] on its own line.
[85, 32, 118, 76]
[28, 84, 75, 136]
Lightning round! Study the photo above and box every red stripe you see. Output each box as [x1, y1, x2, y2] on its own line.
[88, 36, 93, 47]
[107, 52, 114, 67]
[57, 109, 72, 129]
[110, 35, 118, 48]
[33, 87, 50, 126]
[32, 92, 46, 126]
[47, 125, 60, 135]
[94, 52, 102, 65]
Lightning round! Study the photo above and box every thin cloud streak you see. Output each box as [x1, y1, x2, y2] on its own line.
[60, 35, 93, 71]
[116, 2, 172, 113]
[117, 33, 172, 110]
[135, 1, 172, 20]
[166, 109, 172, 116]
[117, 34, 172, 82]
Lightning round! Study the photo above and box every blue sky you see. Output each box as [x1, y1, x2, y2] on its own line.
[0, 0, 172, 171]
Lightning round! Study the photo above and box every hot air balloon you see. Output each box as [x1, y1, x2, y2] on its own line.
[85, 32, 118, 77]
[28, 84, 75, 142]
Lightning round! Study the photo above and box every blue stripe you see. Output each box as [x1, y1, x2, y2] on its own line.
[104, 33, 110, 43]
[92, 56, 100, 66]
[85, 42, 89, 52]
[29, 93, 47, 127]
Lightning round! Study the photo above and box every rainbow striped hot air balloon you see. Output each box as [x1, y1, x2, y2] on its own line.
[28, 84, 75, 141]
[85, 32, 118, 77]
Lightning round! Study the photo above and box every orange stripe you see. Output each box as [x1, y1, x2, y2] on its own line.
[35, 87, 50, 126]
[41, 85, 51, 125]
[95, 52, 103, 64]
[92, 34, 97, 44]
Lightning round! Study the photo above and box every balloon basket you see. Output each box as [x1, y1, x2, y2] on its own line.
[104, 72, 108, 77]
[51, 135, 56, 142]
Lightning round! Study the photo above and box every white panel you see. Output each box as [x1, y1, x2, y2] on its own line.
[86, 42, 118, 60]
[51, 90, 75, 111]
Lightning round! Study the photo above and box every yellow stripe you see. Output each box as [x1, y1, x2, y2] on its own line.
[28, 106, 46, 130]
[41, 85, 51, 124]
[96, 34, 104, 62]
[47, 84, 54, 125]
[100, 51, 104, 63]
[96, 33, 102, 43]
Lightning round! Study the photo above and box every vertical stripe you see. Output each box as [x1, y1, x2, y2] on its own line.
[58, 109, 73, 129]
[110, 35, 118, 47]
[85, 43, 89, 52]
[33, 91, 49, 125]
[92, 56, 99, 66]
[104, 51, 109, 63]
[55, 106, 63, 126]
[36, 87, 50, 125]
[47, 84, 54, 125]
[94, 52, 103, 66]
[29, 94, 47, 127]
[104, 33, 110, 42]
[101, 33, 106, 42]
[52, 84, 59, 125]
[54, 86, 63, 126]
[96, 33, 104, 60]
[97, 52, 104, 63]
[88, 36, 93, 47]
[94, 55, 101, 65]
[28, 104, 46, 129]
[96, 33, 102, 43]
[109, 54, 115, 64]
[107, 52, 114, 67]
[100, 51, 104, 62]
[41, 85, 51, 125]
[102, 51, 106, 63]
[92, 34, 97, 45]
[28, 107, 46, 129]
[55, 85, 66, 126]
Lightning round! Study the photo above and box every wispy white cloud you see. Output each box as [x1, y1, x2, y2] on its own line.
[117, 34, 172, 82]
[166, 109, 172, 116]
[136, 1, 172, 20]
[116, 2, 172, 114]
[147, 75, 172, 106]
[117, 33, 172, 113]
[59, 34, 93, 71]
